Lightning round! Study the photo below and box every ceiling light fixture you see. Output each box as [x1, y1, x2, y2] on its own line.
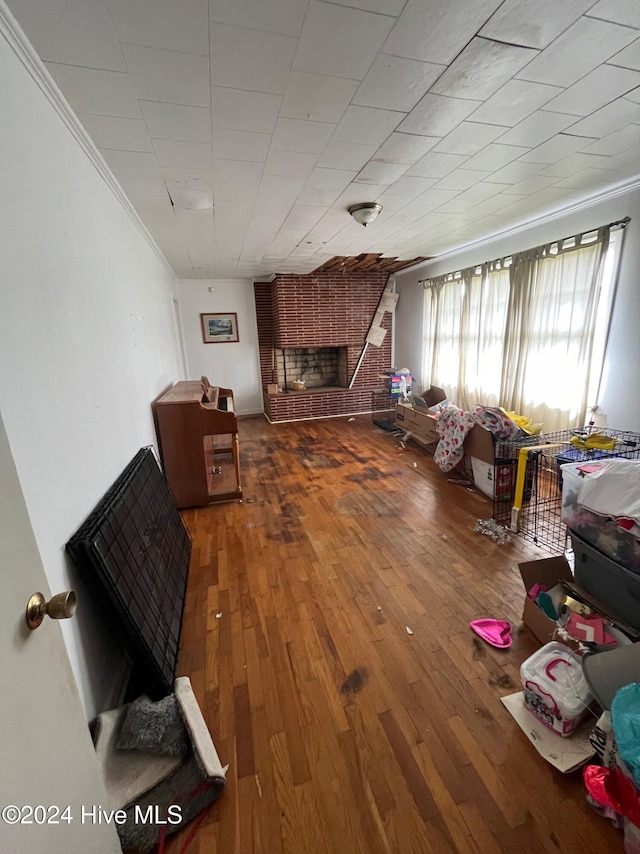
[348, 202, 383, 227]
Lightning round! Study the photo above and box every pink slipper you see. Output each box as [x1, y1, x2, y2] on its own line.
[469, 619, 512, 648]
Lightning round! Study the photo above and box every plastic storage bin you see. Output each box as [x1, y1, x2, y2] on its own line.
[520, 641, 592, 736]
[570, 528, 640, 631]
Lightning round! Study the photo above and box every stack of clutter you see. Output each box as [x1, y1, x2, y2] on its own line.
[581, 645, 640, 852]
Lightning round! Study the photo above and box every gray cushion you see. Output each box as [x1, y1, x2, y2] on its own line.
[117, 694, 188, 757]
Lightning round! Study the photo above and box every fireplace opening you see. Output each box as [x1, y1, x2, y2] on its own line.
[277, 347, 348, 390]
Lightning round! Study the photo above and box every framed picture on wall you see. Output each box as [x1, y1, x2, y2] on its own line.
[200, 312, 239, 343]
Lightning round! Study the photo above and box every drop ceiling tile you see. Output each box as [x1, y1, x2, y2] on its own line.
[328, 0, 407, 13]
[432, 170, 492, 191]
[317, 141, 379, 170]
[543, 65, 640, 116]
[554, 166, 622, 189]
[333, 106, 405, 146]
[106, 0, 209, 54]
[496, 111, 580, 147]
[431, 38, 538, 101]
[116, 175, 169, 196]
[515, 17, 639, 87]
[212, 160, 264, 184]
[462, 143, 528, 172]
[373, 133, 440, 165]
[280, 72, 359, 123]
[398, 94, 482, 137]
[407, 151, 468, 178]
[212, 129, 271, 161]
[564, 97, 640, 136]
[469, 80, 563, 127]
[211, 0, 309, 37]
[213, 182, 259, 202]
[211, 26, 297, 94]
[257, 175, 307, 200]
[44, 64, 141, 118]
[519, 133, 597, 162]
[433, 197, 480, 214]
[580, 123, 640, 155]
[626, 87, 640, 103]
[163, 170, 214, 206]
[77, 114, 153, 151]
[609, 38, 640, 71]
[305, 168, 357, 191]
[330, 184, 387, 208]
[293, 1, 394, 80]
[586, 0, 640, 29]
[456, 182, 510, 202]
[353, 54, 445, 112]
[433, 121, 507, 155]
[355, 162, 409, 184]
[383, 0, 503, 64]
[99, 149, 163, 177]
[502, 174, 560, 195]
[263, 150, 317, 179]
[211, 88, 281, 134]
[271, 118, 336, 154]
[9, 0, 126, 70]
[480, 0, 595, 49]
[140, 102, 211, 142]
[121, 44, 210, 106]
[154, 139, 212, 169]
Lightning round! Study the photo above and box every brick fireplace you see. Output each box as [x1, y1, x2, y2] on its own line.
[254, 271, 393, 422]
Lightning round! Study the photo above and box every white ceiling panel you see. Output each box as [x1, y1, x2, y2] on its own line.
[211, 129, 270, 162]
[373, 133, 440, 165]
[7, 0, 126, 70]
[564, 97, 640, 137]
[586, 0, 640, 29]
[211, 26, 297, 94]
[609, 38, 640, 71]
[383, 0, 503, 64]
[271, 118, 336, 154]
[106, 0, 209, 55]
[44, 64, 141, 118]
[543, 65, 640, 116]
[293, 1, 394, 80]
[353, 55, 445, 112]
[280, 72, 358, 123]
[77, 114, 153, 152]
[154, 139, 213, 169]
[317, 141, 379, 171]
[121, 44, 210, 106]
[408, 151, 469, 179]
[496, 111, 580, 147]
[333, 106, 405, 146]
[469, 79, 563, 127]
[265, 150, 318, 178]
[433, 121, 508, 155]
[141, 102, 211, 143]
[398, 94, 481, 137]
[480, 0, 596, 50]
[211, 88, 281, 134]
[515, 17, 639, 88]
[211, 0, 309, 37]
[11, 0, 640, 279]
[431, 38, 538, 101]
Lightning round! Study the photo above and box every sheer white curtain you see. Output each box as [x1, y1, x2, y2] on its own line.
[500, 227, 610, 431]
[422, 224, 612, 431]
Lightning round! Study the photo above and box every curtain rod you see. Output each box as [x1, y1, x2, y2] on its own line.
[420, 216, 632, 286]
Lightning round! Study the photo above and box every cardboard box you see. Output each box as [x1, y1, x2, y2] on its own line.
[395, 402, 439, 447]
[266, 383, 279, 395]
[420, 385, 446, 408]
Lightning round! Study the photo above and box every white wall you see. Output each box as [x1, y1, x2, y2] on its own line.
[395, 184, 640, 431]
[177, 279, 264, 415]
[0, 20, 184, 716]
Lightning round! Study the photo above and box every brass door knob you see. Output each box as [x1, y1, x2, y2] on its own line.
[26, 591, 77, 630]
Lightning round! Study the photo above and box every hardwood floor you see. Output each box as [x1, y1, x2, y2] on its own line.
[166, 414, 619, 853]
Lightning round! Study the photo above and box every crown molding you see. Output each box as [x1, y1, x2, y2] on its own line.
[400, 173, 640, 279]
[0, 0, 177, 280]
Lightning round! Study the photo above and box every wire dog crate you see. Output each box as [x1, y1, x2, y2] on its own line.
[491, 429, 640, 553]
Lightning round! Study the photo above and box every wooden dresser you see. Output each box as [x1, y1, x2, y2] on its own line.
[154, 380, 242, 508]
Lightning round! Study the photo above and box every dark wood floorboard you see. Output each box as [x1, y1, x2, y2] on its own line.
[165, 414, 619, 853]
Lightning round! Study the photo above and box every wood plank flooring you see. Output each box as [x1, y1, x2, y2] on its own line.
[166, 414, 619, 854]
